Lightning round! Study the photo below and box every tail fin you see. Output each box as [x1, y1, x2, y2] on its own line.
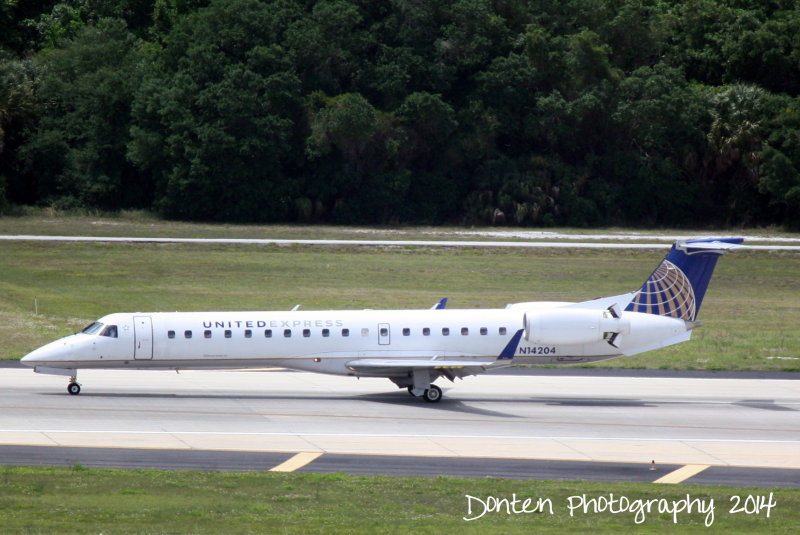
[624, 238, 743, 321]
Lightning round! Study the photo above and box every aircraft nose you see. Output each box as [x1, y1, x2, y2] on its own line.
[20, 339, 73, 367]
[20, 346, 50, 366]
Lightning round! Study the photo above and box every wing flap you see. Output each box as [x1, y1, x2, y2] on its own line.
[346, 329, 524, 375]
[346, 358, 495, 372]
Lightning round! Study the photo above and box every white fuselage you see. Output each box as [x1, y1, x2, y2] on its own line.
[19, 237, 738, 400]
[21, 304, 691, 376]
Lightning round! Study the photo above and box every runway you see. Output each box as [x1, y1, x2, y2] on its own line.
[1, 365, 798, 487]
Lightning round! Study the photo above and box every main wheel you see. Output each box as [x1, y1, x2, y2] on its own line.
[67, 382, 81, 395]
[422, 384, 442, 403]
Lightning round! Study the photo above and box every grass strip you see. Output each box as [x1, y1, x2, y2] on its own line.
[0, 466, 797, 534]
[1, 239, 798, 370]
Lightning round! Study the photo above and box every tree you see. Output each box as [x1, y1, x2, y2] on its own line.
[395, 91, 460, 222]
[605, 64, 709, 225]
[284, 0, 367, 95]
[15, 18, 147, 209]
[0, 51, 38, 159]
[664, 0, 800, 96]
[129, 0, 304, 221]
[724, 8, 800, 96]
[305, 92, 409, 223]
[2, 0, 799, 228]
[702, 83, 768, 224]
[475, 52, 540, 157]
[758, 95, 800, 228]
[599, 0, 667, 73]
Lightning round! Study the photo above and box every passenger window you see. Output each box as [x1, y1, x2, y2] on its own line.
[442, 327, 450, 336]
[303, 329, 310, 338]
[480, 327, 488, 335]
[168, 330, 175, 339]
[204, 330, 212, 339]
[499, 327, 507, 335]
[265, 329, 272, 338]
[423, 328, 430, 336]
[100, 325, 118, 338]
[402, 328, 410, 336]
[244, 329, 252, 338]
[322, 329, 330, 337]
[361, 328, 369, 337]
[284, 329, 292, 338]
[342, 328, 350, 337]
[461, 327, 469, 336]
[224, 330, 232, 338]
[380, 327, 388, 336]
[184, 330, 192, 339]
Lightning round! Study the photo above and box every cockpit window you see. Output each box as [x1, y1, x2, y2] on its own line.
[81, 322, 104, 335]
[100, 325, 118, 338]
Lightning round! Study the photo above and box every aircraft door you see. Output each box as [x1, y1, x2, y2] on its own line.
[134, 316, 153, 359]
[378, 323, 390, 345]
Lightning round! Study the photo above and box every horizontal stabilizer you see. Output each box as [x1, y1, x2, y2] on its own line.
[677, 239, 745, 254]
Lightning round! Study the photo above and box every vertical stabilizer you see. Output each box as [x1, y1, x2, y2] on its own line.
[624, 238, 743, 321]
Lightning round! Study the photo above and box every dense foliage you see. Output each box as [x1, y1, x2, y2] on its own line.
[1, 0, 799, 227]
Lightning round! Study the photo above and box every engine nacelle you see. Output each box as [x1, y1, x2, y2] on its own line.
[523, 307, 630, 345]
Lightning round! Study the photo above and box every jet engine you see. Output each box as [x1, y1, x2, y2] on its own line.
[523, 305, 630, 347]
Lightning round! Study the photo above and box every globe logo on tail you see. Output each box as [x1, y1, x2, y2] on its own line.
[628, 260, 697, 321]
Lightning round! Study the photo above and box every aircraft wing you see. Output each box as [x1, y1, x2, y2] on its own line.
[345, 358, 500, 380]
[346, 358, 496, 372]
[345, 329, 523, 376]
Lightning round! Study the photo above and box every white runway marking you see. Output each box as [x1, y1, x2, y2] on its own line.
[1, 234, 799, 250]
[2, 429, 799, 444]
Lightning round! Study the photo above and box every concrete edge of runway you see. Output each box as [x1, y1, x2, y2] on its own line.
[489, 366, 800, 380]
[1, 444, 798, 489]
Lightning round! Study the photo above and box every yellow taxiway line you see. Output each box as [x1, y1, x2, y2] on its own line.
[269, 451, 323, 472]
[654, 464, 711, 484]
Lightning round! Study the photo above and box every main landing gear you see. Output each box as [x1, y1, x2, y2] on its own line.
[67, 375, 81, 395]
[407, 384, 442, 403]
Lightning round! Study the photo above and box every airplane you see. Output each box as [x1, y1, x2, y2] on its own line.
[20, 237, 743, 402]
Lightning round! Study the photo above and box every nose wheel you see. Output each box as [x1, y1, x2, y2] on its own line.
[67, 376, 81, 395]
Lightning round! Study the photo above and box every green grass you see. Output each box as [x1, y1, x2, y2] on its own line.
[1, 218, 799, 370]
[1, 207, 798, 242]
[0, 466, 797, 534]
